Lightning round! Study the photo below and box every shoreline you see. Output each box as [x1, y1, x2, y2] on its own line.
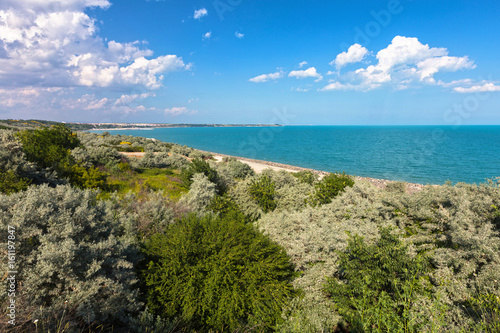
[201, 150, 429, 194]
[121, 150, 429, 194]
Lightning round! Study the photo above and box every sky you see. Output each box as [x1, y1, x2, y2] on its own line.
[0, 0, 499, 125]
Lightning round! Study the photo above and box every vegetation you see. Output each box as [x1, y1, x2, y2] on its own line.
[141, 213, 297, 332]
[310, 172, 355, 206]
[325, 228, 435, 332]
[0, 120, 499, 332]
[249, 175, 277, 213]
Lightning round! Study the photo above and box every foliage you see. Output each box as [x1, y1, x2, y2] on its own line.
[16, 124, 80, 170]
[68, 164, 108, 189]
[181, 158, 225, 194]
[141, 212, 297, 332]
[207, 194, 248, 220]
[106, 167, 187, 200]
[179, 173, 217, 213]
[0, 169, 31, 194]
[71, 145, 122, 168]
[222, 157, 256, 179]
[324, 228, 433, 332]
[249, 174, 277, 213]
[292, 170, 318, 185]
[0, 185, 141, 330]
[466, 293, 500, 332]
[310, 172, 355, 206]
[0, 129, 63, 191]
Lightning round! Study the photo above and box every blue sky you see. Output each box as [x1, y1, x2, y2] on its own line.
[0, 0, 499, 125]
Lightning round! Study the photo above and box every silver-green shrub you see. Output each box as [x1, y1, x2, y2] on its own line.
[179, 173, 217, 213]
[71, 145, 122, 168]
[108, 190, 179, 242]
[0, 184, 141, 328]
[257, 179, 500, 332]
[0, 129, 62, 187]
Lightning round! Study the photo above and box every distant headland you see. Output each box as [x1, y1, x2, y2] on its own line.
[0, 119, 282, 131]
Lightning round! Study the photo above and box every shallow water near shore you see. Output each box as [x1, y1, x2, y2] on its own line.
[91, 125, 500, 185]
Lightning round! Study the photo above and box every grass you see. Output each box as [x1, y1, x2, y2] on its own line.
[104, 167, 188, 200]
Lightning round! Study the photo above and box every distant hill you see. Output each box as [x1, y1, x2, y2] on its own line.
[0, 119, 282, 131]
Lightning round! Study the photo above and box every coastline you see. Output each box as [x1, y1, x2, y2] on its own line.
[203, 151, 428, 194]
[122, 150, 430, 194]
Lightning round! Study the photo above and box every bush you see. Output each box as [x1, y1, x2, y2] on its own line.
[141, 213, 297, 332]
[0, 129, 62, 190]
[324, 228, 434, 332]
[181, 158, 225, 194]
[224, 157, 255, 179]
[292, 170, 318, 185]
[0, 185, 141, 330]
[0, 169, 30, 194]
[310, 172, 354, 206]
[249, 174, 277, 213]
[16, 124, 80, 170]
[179, 173, 217, 213]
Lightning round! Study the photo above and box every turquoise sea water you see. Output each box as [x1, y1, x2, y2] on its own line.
[92, 126, 500, 184]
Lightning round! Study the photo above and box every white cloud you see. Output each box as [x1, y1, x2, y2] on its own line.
[114, 92, 155, 106]
[0, 86, 156, 120]
[203, 31, 212, 40]
[454, 83, 500, 93]
[298, 61, 308, 68]
[0, 0, 191, 90]
[249, 70, 284, 83]
[235, 31, 244, 39]
[291, 86, 310, 92]
[416, 56, 475, 83]
[331, 44, 368, 70]
[319, 81, 357, 91]
[322, 36, 476, 91]
[164, 106, 196, 116]
[194, 8, 207, 19]
[288, 67, 323, 82]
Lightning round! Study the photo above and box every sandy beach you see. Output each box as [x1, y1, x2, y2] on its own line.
[121, 150, 429, 194]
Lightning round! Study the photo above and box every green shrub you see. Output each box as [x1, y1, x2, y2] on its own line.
[0, 129, 63, 189]
[0, 169, 30, 194]
[324, 228, 434, 332]
[141, 213, 297, 332]
[69, 164, 108, 190]
[181, 158, 225, 194]
[16, 124, 80, 170]
[310, 172, 354, 206]
[207, 194, 247, 220]
[249, 175, 277, 213]
[292, 170, 318, 185]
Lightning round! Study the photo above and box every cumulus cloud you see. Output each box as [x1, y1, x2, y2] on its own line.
[298, 61, 308, 68]
[331, 44, 368, 70]
[0, 86, 155, 120]
[319, 81, 358, 91]
[249, 70, 284, 83]
[453, 83, 500, 93]
[288, 67, 323, 82]
[114, 92, 155, 106]
[321, 36, 476, 91]
[0, 0, 191, 90]
[203, 31, 212, 40]
[164, 106, 196, 116]
[235, 31, 244, 39]
[194, 8, 207, 19]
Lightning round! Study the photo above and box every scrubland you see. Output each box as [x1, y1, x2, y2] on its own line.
[0, 123, 499, 332]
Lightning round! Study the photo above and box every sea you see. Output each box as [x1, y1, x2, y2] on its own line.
[91, 125, 500, 185]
